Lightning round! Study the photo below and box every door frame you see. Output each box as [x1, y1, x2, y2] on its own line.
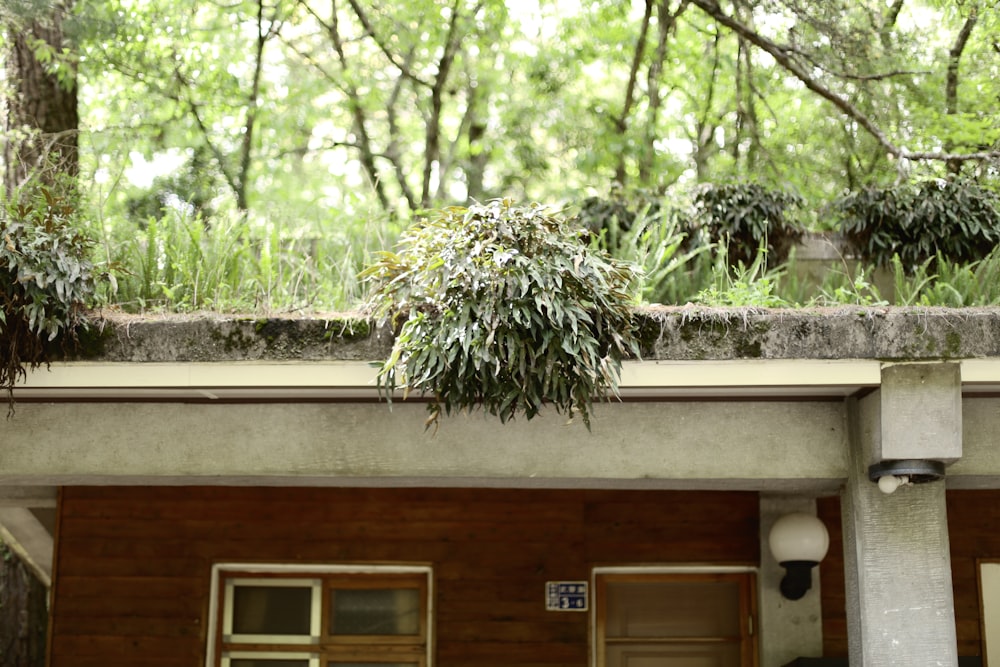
[591, 566, 759, 667]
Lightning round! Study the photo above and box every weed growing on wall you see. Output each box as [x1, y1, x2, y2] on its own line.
[0, 185, 100, 413]
[363, 199, 641, 430]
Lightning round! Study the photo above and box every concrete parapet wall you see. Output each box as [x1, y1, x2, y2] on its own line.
[61, 307, 1000, 363]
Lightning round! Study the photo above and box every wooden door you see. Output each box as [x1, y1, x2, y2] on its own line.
[595, 572, 758, 667]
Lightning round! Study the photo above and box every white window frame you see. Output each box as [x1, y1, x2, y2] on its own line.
[980, 560, 1000, 667]
[206, 563, 434, 667]
[221, 651, 320, 667]
[222, 577, 322, 645]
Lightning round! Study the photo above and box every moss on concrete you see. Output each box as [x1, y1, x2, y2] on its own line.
[945, 331, 963, 358]
[47, 306, 1000, 364]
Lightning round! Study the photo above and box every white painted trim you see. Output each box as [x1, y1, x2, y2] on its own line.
[16, 359, 880, 400]
[221, 651, 319, 667]
[16, 361, 376, 390]
[205, 563, 434, 667]
[591, 565, 757, 575]
[25, 358, 1000, 398]
[620, 360, 879, 388]
[961, 359, 1000, 385]
[222, 578, 321, 645]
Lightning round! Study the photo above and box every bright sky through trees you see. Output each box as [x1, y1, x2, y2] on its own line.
[3, 0, 998, 223]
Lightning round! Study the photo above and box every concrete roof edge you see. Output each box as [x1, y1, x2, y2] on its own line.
[50, 306, 1000, 364]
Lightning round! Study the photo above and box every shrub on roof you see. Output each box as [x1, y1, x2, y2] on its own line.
[363, 199, 640, 430]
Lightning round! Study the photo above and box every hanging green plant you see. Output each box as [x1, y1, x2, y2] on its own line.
[363, 199, 641, 430]
[1, 185, 99, 414]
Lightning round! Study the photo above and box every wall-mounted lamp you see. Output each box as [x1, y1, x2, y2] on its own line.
[868, 459, 945, 495]
[768, 512, 829, 601]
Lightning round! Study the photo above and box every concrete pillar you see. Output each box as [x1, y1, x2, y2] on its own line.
[842, 386, 958, 666]
[759, 495, 825, 667]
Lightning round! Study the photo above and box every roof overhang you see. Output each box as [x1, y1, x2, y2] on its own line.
[14, 358, 886, 401]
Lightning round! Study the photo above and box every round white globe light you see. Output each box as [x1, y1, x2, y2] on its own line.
[768, 512, 830, 564]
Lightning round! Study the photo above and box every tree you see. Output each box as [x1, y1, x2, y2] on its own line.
[20, 0, 998, 227]
[0, 2, 79, 663]
[2, 0, 78, 197]
[685, 0, 1000, 173]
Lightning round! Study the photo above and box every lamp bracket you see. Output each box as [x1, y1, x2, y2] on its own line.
[868, 459, 945, 485]
[778, 560, 819, 601]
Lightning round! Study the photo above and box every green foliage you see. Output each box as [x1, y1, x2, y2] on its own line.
[18, 0, 995, 224]
[692, 183, 805, 268]
[694, 246, 791, 308]
[91, 207, 399, 313]
[0, 185, 98, 412]
[363, 199, 640, 429]
[811, 265, 889, 307]
[887, 251, 1000, 308]
[836, 179, 1000, 270]
[584, 199, 709, 306]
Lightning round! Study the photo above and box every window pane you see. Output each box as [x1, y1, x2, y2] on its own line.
[607, 642, 741, 667]
[330, 589, 420, 635]
[605, 581, 741, 638]
[328, 663, 417, 667]
[232, 585, 313, 635]
[230, 660, 311, 667]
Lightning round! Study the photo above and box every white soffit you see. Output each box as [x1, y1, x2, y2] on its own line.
[13, 359, 884, 401]
[956, 359, 1000, 395]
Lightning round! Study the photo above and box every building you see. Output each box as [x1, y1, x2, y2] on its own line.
[6, 307, 1000, 667]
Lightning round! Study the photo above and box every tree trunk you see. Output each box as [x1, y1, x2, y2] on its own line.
[3, 0, 79, 198]
[613, 0, 653, 187]
[945, 6, 978, 175]
[0, 544, 48, 667]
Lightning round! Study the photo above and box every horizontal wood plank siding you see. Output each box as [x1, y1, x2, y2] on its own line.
[50, 487, 759, 667]
[946, 490, 1000, 659]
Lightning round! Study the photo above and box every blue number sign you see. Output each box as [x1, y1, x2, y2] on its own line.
[545, 581, 588, 611]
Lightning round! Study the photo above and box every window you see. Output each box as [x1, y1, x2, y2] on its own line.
[208, 566, 432, 667]
[594, 571, 757, 667]
[980, 561, 1000, 667]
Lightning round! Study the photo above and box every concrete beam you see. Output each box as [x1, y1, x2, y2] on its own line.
[0, 508, 53, 586]
[0, 486, 57, 507]
[0, 400, 848, 490]
[946, 397, 1000, 487]
[878, 363, 962, 463]
[842, 393, 958, 666]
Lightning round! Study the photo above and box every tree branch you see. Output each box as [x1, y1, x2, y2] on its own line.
[420, 0, 470, 207]
[325, 0, 390, 210]
[170, 65, 242, 203]
[614, 0, 653, 185]
[345, 0, 432, 88]
[641, 0, 687, 182]
[385, 49, 420, 210]
[687, 0, 1000, 165]
[946, 6, 978, 117]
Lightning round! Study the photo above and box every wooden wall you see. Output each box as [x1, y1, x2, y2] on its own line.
[49, 487, 760, 667]
[816, 495, 848, 657]
[818, 489, 1000, 659]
